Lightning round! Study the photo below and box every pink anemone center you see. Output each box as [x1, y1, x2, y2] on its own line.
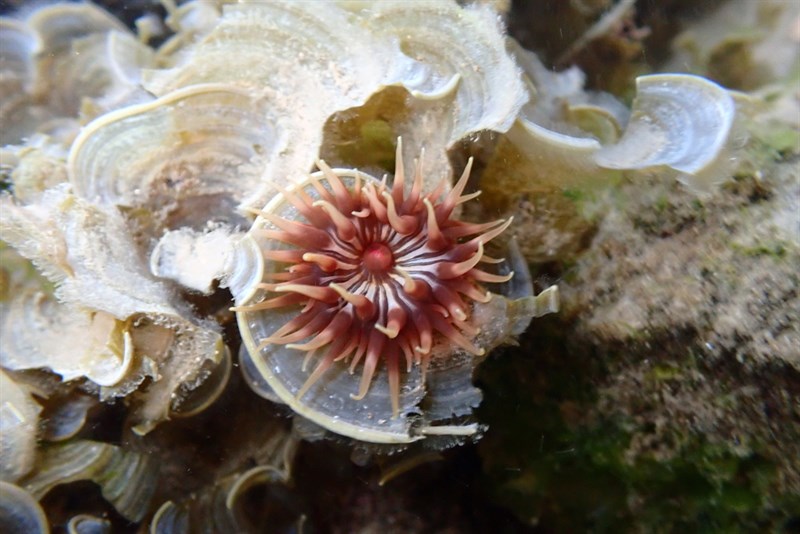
[363, 243, 394, 273]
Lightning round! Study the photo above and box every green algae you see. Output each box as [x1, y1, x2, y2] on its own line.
[731, 241, 789, 259]
[477, 335, 799, 531]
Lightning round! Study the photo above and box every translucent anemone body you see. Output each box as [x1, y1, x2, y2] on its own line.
[236, 142, 512, 421]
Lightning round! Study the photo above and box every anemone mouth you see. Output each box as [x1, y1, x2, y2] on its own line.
[236, 140, 513, 417]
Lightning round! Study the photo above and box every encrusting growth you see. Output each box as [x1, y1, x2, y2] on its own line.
[235, 140, 513, 416]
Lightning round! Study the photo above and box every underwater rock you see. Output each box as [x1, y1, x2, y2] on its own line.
[479, 76, 800, 530]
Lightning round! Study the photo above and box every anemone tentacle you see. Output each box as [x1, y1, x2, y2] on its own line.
[255, 139, 511, 416]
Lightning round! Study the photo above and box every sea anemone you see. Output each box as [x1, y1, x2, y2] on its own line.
[235, 140, 513, 417]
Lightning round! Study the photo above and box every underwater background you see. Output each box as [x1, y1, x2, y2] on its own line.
[0, 1, 798, 532]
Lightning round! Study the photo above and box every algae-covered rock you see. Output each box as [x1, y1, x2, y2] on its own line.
[477, 63, 799, 533]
